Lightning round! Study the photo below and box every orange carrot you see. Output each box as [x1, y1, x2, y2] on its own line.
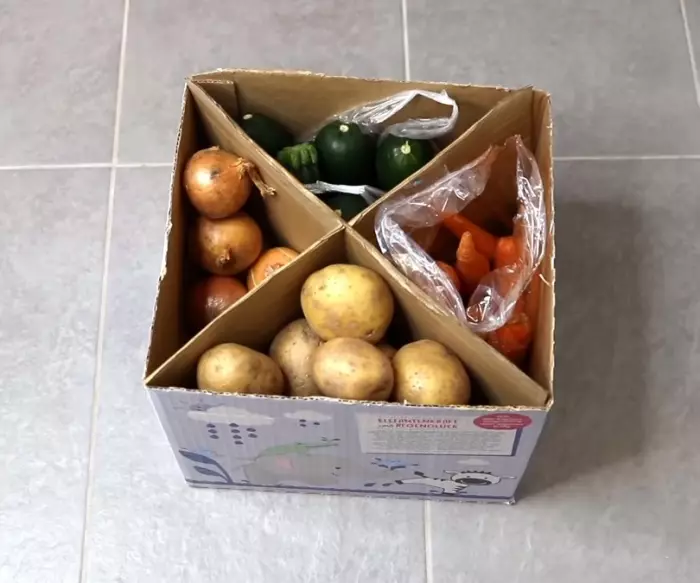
[494, 236, 522, 269]
[443, 214, 497, 260]
[455, 232, 490, 297]
[486, 308, 533, 366]
[436, 261, 462, 293]
[495, 235, 532, 303]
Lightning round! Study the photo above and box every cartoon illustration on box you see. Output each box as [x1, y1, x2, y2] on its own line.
[180, 437, 421, 488]
[364, 469, 515, 495]
[163, 400, 540, 500]
[180, 444, 516, 496]
[179, 449, 236, 485]
[179, 439, 343, 487]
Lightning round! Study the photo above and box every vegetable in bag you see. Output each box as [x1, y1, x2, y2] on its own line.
[374, 136, 548, 347]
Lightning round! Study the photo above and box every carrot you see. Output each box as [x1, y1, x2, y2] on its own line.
[436, 261, 462, 293]
[443, 214, 497, 260]
[494, 236, 522, 269]
[455, 232, 490, 297]
[491, 236, 519, 299]
[486, 307, 533, 366]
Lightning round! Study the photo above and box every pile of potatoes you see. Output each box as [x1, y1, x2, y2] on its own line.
[196, 264, 472, 406]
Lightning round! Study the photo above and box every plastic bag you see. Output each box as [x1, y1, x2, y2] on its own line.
[305, 181, 382, 205]
[303, 90, 459, 200]
[335, 89, 459, 139]
[374, 136, 547, 334]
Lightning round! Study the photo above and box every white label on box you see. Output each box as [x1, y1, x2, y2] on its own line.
[356, 414, 519, 456]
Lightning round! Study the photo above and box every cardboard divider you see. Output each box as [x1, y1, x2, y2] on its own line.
[195, 80, 240, 119]
[147, 224, 547, 407]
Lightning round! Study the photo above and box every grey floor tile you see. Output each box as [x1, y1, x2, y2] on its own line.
[0, 2, 122, 165]
[429, 159, 700, 582]
[82, 168, 426, 583]
[119, 0, 404, 163]
[407, 0, 700, 156]
[0, 169, 109, 582]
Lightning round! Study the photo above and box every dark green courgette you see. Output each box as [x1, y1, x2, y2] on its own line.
[277, 143, 320, 184]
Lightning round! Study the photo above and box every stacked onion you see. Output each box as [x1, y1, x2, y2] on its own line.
[183, 147, 298, 332]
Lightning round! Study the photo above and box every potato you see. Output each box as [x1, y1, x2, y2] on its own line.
[312, 338, 393, 401]
[269, 319, 323, 397]
[197, 343, 284, 395]
[393, 340, 471, 405]
[301, 264, 394, 344]
[376, 343, 397, 360]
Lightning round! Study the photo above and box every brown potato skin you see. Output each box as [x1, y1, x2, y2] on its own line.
[301, 264, 394, 344]
[393, 340, 471, 405]
[312, 338, 393, 401]
[197, 343, 284, 395]
[376, 343, 397, 360]
[191, 213, 263, 276]
[269, 319, 323, 397]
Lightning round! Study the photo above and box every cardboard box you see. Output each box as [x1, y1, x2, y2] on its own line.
[144, 70, 555, 503]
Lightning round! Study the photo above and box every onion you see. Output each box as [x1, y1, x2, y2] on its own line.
[183, 147, 254, 219]
[187, 275, 248, 332]
[246, 247, 299, 290]
[191, 212, 263, 275]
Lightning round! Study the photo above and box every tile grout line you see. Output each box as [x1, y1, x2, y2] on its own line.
[116, 161, 173, 168]
[3, 156, 700, 172]
[401, 0, 411, 81]
[0, 162, 113, 171]
[680, 0, 700, 109]
[423, 501, 434, 583]
[0, 162, 172, 171]
[555, 154, 700, 161]
[403, 2, 432, 578]
[78, 0, 130, 581]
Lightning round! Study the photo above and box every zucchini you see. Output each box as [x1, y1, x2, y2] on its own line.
[314, 121, 375, 185]
[323, 193, 368, 221]
[376, 135, 435, 191]
[277, 143, 320, 184]
[239, 113, 293, 156]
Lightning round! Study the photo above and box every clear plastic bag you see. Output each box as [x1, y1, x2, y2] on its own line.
[303, 90, 459, 198]
[374, 136, 547, 334]
[336, 89, 459, 139]
[305, 181, 383, 205]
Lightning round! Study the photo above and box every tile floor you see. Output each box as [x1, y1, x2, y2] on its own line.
[2, 0, 700, 581]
